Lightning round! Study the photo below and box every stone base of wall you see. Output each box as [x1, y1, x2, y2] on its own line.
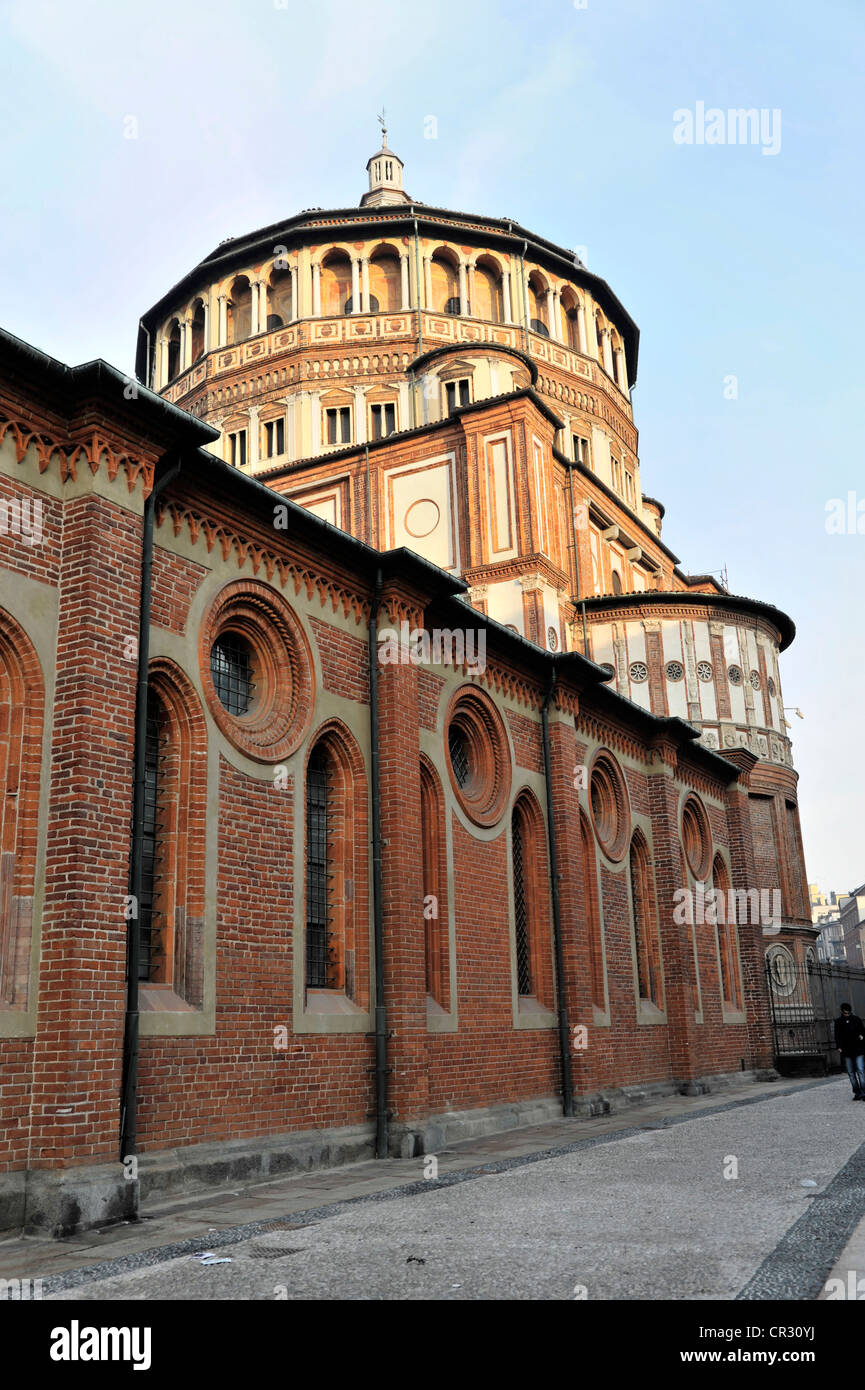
[0, 1163, 139, 1238]
[0, 1068, 781, 1237]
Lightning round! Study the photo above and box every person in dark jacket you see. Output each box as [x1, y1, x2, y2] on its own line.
[834, 1004, 865, 1099]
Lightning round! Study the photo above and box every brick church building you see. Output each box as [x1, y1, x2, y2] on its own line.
[0, 136, 814, 1235]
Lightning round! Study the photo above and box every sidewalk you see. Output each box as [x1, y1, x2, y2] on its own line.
[0, 1074, 834, 1285]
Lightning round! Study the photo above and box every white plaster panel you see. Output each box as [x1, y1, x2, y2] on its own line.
[486, 579, 525, 633]
[384, 453, 459, 572]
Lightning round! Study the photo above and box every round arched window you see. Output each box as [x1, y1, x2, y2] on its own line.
[200, 581, 313, 763]
[444, 685, 511, 827]
[589, 751, 630, 861]
[681, 795, 712, 881]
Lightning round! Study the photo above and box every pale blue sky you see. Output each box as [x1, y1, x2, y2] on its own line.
[1, 0, 862, 893]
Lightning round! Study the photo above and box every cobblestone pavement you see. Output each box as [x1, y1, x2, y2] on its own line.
[12, 1075, 865, 1301]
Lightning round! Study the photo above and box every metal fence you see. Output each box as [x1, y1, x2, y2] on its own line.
[766, 957, 865, 1068]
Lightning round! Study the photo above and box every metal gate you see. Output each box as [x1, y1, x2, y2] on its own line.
[765, 955, 865, 1068]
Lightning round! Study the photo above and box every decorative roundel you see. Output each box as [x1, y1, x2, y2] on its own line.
[696, 661, 713, 682]
[665, 660, 684, 681]
[589, 749, 631, 862]
[767, 945, 796, 998]
[200, 580, 313, 763]
[444, 684, 511, 827]
[749, 669, 761, 690]
[681, 794, 712, 881]
[547, 626, 559, 652]
[727, 665, 743, 685]
[767, 676, 776, 698]
[629, 661, 648, 683]
[505, 624, 519, 634]
[404, 498, 441, 539]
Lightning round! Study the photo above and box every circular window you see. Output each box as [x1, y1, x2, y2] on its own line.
[589, 750, 630, 861]
[768, 676, 777, 698]
[200, 581, 313, 763]
[681, 795, 712, 881]
[749, 669, 761, 690]
[444, 685, 511, 827]
[728, 665, 743, 685]
[696, 661, 713, 682]
[767, 946, 796, 997]
[548, 626, 559, 652]
[629, 661, 648, 683]
[665, 660, 684, 681]
[210, 634, 255, 716]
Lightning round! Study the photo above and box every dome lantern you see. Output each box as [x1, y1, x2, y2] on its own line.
[361, 110, 410, 207]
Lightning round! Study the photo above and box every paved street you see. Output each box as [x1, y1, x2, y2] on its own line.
[16, 1076, 865, 1301]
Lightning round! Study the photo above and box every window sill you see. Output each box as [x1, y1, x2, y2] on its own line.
[305, 988, 366, 1017]
[515, 995, 557, 1029]
[637, 998, 666, 1024]
[140, 984, 197, 1014]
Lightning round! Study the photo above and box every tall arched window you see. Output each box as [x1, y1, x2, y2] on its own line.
[579, 810, 605, 1010]
[561, 288, 581, 349]
[712, 853, 742, 1011]
[420, 759, 449, 1009]
[227, 276, 252, 343]
[473, 259, 503, 322]
[306, 743, 333, 988]
[527, 273, 548, 335]
[304, 725, 368, 1004]
[139, 662, 207, 1006]
[166, 318, 181, 380]
[511, 793, 553, 1007]
[512, 805, 533, 996]
[0, 609, 44, 1008]
[369, 250, 401, 312]
[630, 832, 663, 1007]
[320, 251, 352, 317]
[190, 300, 206, 362]
[431, 251, 459, 313]
[270, 268, 293, 327]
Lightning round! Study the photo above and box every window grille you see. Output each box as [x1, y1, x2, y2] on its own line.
[139, 698, 165, 981]
[210, 635, 255, 716]
[306, 746, 334, 988]
[448, 726, 471, 789]
[512, 812, 533, 996]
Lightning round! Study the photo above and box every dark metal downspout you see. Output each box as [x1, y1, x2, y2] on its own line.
[120, 453, 181, 1162]
[368, 567, 389, 1158]
[541, 663, 574, 1117]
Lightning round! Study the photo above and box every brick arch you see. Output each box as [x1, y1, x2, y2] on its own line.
[304, 718, 369, 1006]
[711, 850, 742, 1011]
[579, 808, 605, 1011]
[143, 658, 207, 1004]
[629, 828, 663, 1008]
[0, 606, 45, 1007]
[420, 754, 449, 1009]
[511, 787, 554, 1009]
